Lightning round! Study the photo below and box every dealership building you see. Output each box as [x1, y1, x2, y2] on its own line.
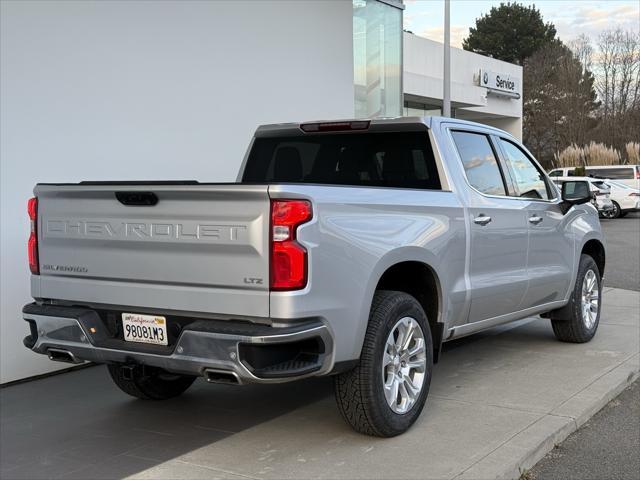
[1, 0, 522, 383]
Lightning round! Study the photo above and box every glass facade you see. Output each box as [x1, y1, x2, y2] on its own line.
[353, 0, 403, 118]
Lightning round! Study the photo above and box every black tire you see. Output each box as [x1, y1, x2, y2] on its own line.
[605, 201, 621, 219]
[107, 364, 196, 400]
[551, 254, 602, 343]
[334, 290, 433, 437]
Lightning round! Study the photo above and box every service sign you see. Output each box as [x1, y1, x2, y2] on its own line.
[479, 70, 520, 98]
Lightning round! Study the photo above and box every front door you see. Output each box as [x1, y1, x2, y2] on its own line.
[497, 139, 574, 308]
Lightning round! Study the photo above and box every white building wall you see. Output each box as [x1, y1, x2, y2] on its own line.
[403, 32, 523, 139]
[0, 0, 355, 383]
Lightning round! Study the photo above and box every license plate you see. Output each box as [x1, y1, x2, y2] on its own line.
[122, 313, 168, 346]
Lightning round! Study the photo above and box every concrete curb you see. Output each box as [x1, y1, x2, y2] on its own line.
[456, 353, 640, 480]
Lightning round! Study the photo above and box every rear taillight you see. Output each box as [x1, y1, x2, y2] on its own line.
[28, 197, 39, 274]
[270, 200, 312, 290]
[635, 168, 640, 179]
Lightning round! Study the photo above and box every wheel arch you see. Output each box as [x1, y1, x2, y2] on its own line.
[581, 239, 606, 278]
[358, 249, 446, 363]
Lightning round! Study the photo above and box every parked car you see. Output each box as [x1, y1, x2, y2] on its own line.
[22, 117, 606, 437]
[551, 176, 613, 217]
[549, 165, 640, 189]
[599, 180, 640, 218]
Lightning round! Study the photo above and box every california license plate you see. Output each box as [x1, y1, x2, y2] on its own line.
[122, 313, 168, 346]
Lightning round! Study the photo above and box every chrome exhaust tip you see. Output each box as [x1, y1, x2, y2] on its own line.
[203, 368, 241, 385]
[47, 348, 81, 364]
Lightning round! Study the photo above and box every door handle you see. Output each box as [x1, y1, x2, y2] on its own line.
[528, 215, 543, 225]
[473, 215, 492, 226]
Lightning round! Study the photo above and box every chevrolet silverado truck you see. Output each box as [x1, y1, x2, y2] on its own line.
[23, 117, 606, 437]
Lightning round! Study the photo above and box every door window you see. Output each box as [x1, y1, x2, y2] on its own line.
[499, 140, 551, 200]
[451, 131, 507, 196]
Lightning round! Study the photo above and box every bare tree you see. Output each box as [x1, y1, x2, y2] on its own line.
[594, 28, 640, 149]
[569, 34, 593, 73]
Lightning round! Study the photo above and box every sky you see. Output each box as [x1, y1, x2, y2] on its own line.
[403, 0, 640, 49]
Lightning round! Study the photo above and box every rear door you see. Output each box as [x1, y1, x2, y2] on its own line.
[34, 183, 271, 317]
[496, 139, 574, 308]
[450, 130, 529, 322]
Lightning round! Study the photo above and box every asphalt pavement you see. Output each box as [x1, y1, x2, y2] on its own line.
[599, 211, 640, 291]
[531, 379, 640, 480]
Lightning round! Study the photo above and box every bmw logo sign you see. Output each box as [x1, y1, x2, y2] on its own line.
[483, 71, 489, 85]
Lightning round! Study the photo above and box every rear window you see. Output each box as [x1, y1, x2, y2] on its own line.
[242, 132, 441, 190]
[586, 167, 634, 179]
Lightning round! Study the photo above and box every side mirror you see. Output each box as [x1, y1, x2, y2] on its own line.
[560, 181, 592, 214]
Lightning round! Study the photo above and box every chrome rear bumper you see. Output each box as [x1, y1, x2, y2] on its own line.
[23, 303, 333, 384]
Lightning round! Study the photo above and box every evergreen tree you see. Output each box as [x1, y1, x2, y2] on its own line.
[462, 2, 557, 65]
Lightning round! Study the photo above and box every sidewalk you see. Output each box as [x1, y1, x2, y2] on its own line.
[1, 288, 638, 480]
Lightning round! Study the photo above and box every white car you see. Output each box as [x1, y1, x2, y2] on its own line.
[549, 165, 640, 189]
[599, 180, 640, 218]
[552, 176, 613, 216]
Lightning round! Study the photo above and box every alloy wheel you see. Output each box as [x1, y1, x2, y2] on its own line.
[381, 317, 427, 414]
[581, 269, 599, 329]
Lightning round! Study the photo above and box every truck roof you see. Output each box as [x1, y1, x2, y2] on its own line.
[254, 116, 515, 139]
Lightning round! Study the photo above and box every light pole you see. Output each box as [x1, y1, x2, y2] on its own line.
[443, 0, 451, 117]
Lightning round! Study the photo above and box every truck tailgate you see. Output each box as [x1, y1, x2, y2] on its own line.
[33, 183, 270, 318]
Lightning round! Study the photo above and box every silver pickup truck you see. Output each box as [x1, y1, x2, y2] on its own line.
[23, 117, 605, 437]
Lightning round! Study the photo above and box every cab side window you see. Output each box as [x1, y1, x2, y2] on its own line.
[451, 131, 507, 196]
[499, 140, 551, 200]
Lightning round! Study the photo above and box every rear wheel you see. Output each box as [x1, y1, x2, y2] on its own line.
[551, 254, 601, 343]
[334, 290, 433, 437]
[107, 364, 196, 400]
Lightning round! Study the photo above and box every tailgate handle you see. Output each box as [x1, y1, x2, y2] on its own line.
[115, 192, 158, 206]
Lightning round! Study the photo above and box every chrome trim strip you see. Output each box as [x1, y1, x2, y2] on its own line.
[447, 300, 568, 339]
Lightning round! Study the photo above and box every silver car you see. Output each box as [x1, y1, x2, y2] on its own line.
[23, 117, 605, 436]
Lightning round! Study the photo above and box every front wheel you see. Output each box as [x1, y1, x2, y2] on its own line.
[551, 254, 602, 343]
[334, 290, 433, 437]
[107, 364, 196, 400]
[602, 202, 620, 219]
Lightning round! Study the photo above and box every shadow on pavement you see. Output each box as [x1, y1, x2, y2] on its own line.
[0, 365, 332, 479]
